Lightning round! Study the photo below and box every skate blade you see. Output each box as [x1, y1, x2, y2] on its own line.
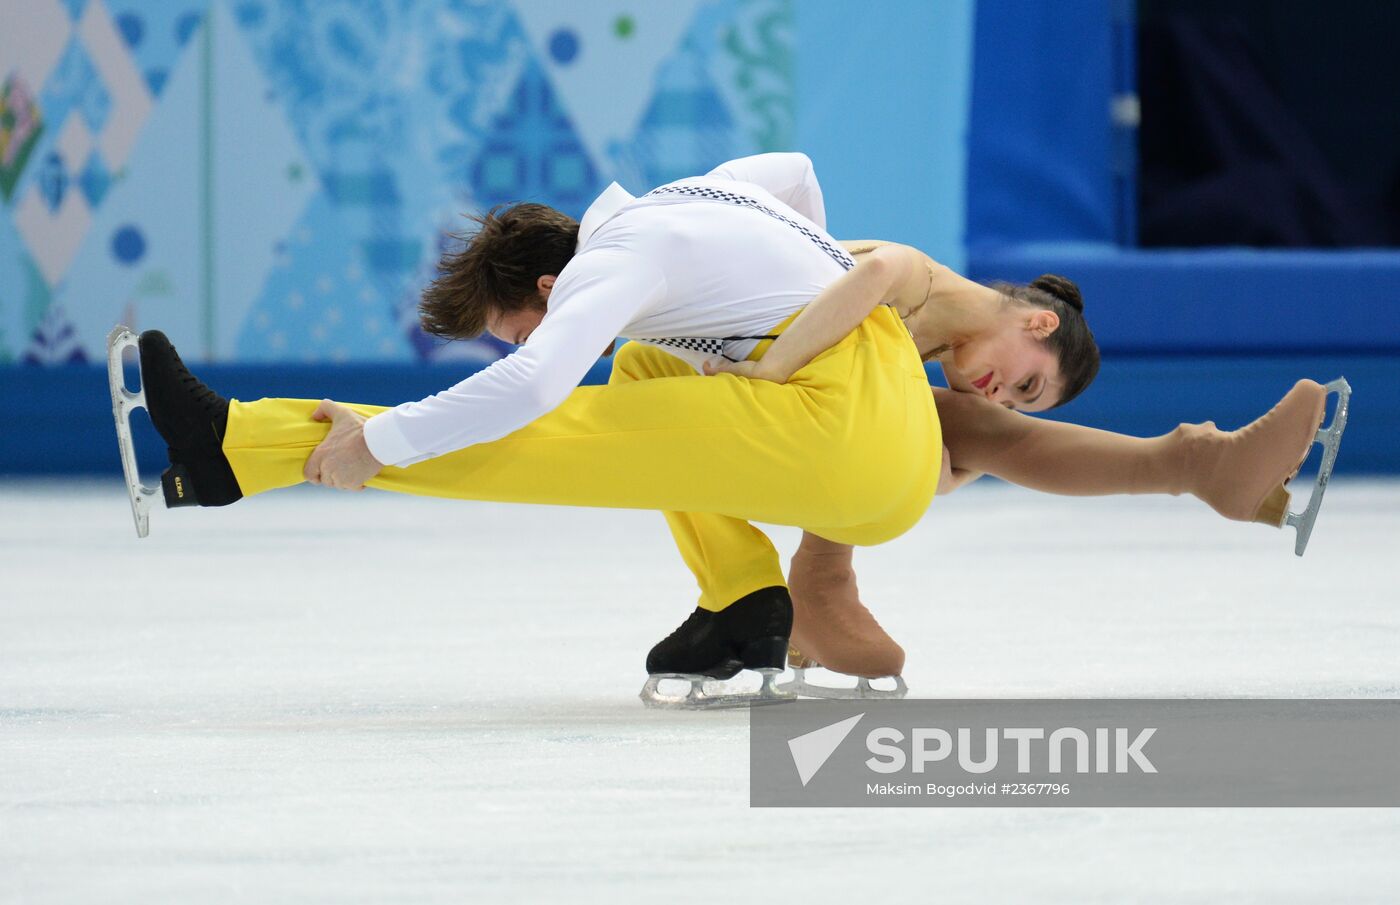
[778, 667, 909, 701]
[1284, 377, 1351, 557]
[107, 326, 159, 538]
[639, 669, 796, 710]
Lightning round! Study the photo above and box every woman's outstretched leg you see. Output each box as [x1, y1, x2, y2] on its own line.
[784, 381, 1332, 684]
[933, 381, 1327, 525]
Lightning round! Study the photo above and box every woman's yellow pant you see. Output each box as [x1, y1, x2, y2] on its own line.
[223, 306, 941, 611]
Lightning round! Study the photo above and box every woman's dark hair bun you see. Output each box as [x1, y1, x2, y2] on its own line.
[1029, 274, 1084, 313]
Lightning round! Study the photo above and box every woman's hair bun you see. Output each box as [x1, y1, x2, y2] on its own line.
[1029, 274, 1084, 313]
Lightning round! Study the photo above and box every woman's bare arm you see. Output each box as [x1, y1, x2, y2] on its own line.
[705, 243, 935, 384]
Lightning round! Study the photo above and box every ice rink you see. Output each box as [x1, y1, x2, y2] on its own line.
[3, 478, 1399, 903]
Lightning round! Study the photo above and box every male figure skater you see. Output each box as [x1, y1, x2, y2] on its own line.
[123, 153, 949, 706]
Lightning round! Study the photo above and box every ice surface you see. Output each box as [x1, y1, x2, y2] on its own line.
[2, 479, 1399, 903]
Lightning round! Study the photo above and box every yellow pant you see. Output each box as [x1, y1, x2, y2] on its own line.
[606, 340, 798, 610]
[224, 305, 942, 607]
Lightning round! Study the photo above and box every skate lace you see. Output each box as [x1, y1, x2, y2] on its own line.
[178, 372, 224, 412]
[659, 609, 710, 645]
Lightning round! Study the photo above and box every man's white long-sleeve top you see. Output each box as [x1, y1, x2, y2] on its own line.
[363, 152, 849, 467]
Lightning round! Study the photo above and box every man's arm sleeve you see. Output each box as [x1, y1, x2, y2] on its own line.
[362, 248, 666, 467]
[706, 152, 828, 229]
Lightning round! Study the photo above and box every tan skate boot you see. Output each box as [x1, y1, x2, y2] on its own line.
[789, 590, 905, 678]
[1172, 380, 1328, 526]
[780, 547, 908, 699]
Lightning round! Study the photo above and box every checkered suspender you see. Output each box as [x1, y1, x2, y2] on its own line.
[641, 183, 857, 359]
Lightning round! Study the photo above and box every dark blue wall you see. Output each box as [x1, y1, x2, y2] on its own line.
[964, 0, 1398, 471]
[967, 0, 1118, 249]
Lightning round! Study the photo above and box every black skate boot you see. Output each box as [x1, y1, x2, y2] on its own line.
[137, 330, 243, 508]
[640, 586, 795, 709]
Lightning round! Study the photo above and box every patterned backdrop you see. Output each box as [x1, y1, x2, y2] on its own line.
[0, 0, 793, 365]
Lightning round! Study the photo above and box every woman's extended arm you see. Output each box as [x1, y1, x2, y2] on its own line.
[705, 243, 935, 384]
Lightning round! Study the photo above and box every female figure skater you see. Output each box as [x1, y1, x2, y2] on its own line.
[703, 240, 1336, 687]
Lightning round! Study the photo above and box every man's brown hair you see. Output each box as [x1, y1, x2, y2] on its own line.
[419, 203, 580, 340]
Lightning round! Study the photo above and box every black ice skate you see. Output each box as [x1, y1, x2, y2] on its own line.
[106, 326, 242, 537]
[640, 586, 796, 709]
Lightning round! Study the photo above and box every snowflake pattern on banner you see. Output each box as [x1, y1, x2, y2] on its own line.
[2, 0, 158, 362]
[236, 192, 404, 362]
[1, 0, 792, 365]
[107, 1, 207, 97]
[233, 0, 534, 362]
[22, 303, 86, 364]
[610, 0, 792, 192]
[465, 56, 603, 217]
[715, 0, 794, 152]
[610, 49, 735, 191]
